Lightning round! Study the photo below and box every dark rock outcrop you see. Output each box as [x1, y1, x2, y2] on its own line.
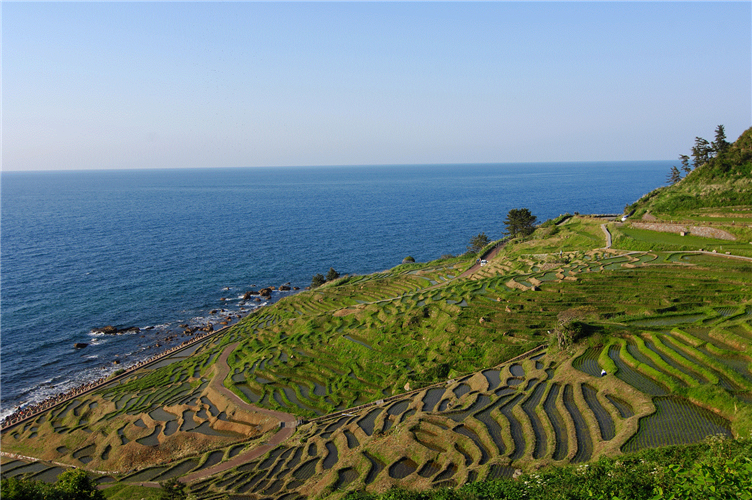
[92, 325, 139, 335]
[92, 325, 118, 334]
[74, 343, 88, 349]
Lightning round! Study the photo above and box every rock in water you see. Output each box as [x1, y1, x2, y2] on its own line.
[74, 343, 88, 349]
[92, 325, 118, 334]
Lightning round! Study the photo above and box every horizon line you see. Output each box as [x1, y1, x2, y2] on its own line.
[1, 159, 675, 174]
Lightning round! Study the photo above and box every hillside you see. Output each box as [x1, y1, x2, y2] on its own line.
[2, 130, 752, 500]
[627, 126, 752, 217]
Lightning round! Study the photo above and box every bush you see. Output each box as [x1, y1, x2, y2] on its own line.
[159, 477, 187, 500]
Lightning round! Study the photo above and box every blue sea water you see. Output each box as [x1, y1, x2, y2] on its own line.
[0, 162, 670, 417]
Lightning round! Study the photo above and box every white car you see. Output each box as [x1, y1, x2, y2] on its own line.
[480, 259, 488, 266]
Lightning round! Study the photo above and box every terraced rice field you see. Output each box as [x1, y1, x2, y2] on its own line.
[3, 246, 751, 500]
[151, 318, 747, 499]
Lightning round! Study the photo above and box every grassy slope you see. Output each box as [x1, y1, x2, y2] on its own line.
[627, 127, 752, 218]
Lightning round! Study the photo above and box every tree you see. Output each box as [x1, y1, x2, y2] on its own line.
[56, 470, 105, 500]
[1, 477, 51, 500]
[691, 136, 712, 169]
[326, 267, 340, 281]
[310, 273, 326, 288]
[159, 477, 187, 500]
[1, 470, 105, 500]
[667, 165, 682, 185]
[467, 232, 490, 253]
[679, 154, 692, 174]
[712, 124, 730, 156]
[503, 208, 537, 237]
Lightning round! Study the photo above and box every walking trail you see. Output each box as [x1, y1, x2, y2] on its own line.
[178, 342, 298, 483]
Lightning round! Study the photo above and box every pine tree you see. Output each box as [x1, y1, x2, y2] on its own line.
[679, 154, 692, 174]
[712, 124, 729, 156]
[467, 232, 490, 253]
[326, 267, 340, 281]
[667, 165, 682, 185]
[691, 136, 712, 168]
[503, 208, 537, 237]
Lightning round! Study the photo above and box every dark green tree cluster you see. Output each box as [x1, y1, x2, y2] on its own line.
[310, 267, 340, 288]
[503, 208, 537, 237]
[667, 125, 729, 184]
[1, 470, 105, 500]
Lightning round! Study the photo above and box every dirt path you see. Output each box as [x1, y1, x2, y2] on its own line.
[179, 342, 298, 483]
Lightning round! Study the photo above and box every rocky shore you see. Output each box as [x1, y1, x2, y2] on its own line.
[1, 283, 301, 431]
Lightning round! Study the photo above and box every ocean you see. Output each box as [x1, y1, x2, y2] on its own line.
[0, 162, 671, 418]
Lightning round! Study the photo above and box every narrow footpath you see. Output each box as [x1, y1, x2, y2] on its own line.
[179, 342, 298, 483]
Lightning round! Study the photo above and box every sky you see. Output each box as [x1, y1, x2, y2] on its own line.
[3, 1, 751, 171]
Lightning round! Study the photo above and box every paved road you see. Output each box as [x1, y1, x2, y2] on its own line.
[458, 240, 509, 279]
[601, 224, 612, 249]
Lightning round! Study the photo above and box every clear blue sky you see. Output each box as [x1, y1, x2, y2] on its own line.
[3, 1, 751, 171]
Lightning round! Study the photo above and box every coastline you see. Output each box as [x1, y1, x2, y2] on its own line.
[0, 288, 299, 430]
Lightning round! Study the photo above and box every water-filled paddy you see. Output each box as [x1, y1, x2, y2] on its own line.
[609, 345, 668, 396]
[543, 383, 568, 460]
[605, 394, 634, 418]
[622, 396, 732, 452]
[522, 382, 549, 458]
[454, 425, 490, 465]
[322, 442, 339, 469]
[563, 384, 592, 463]
[422, 387, 446, 411]
[364, 452, 384, 484]
[573, 347, 602, 377]
[629, 314, 706, 327]
[582, 384, 615, 441]
[389, 457, 418, 479]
